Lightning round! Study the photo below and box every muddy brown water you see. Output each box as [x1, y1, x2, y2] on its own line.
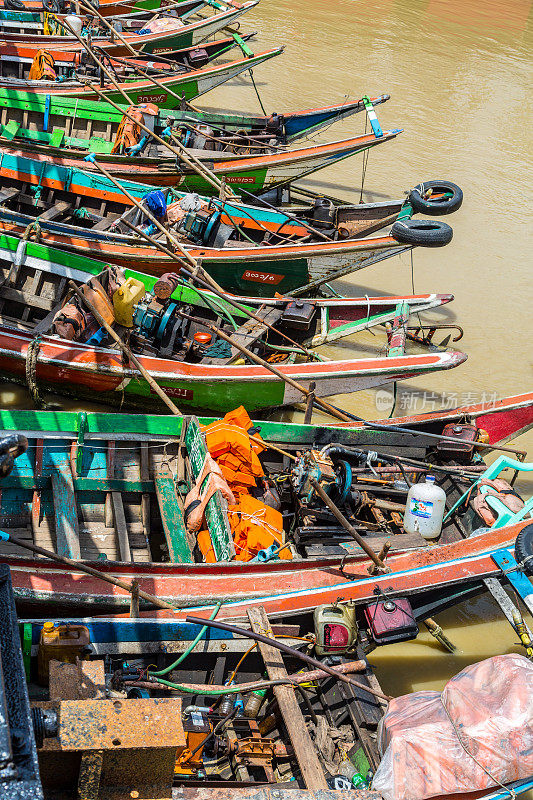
[2, 0, 532, 710]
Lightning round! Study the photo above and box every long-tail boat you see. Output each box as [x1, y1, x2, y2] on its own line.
[3, 0, 208, 17]
[0, 1, 260, 54]
[0, 133, 400, 197]
[0, 0, 226, 24]
[14, 589, 533, 799]
[0, 400, 531, 615]
[0, 239, 465, 411]
[0, 94, 396, 195]
[0, 29, 259, 78]
[0, 86, 389, 144]
[0, 152, 461, 295]
[0, 46, 283, 107]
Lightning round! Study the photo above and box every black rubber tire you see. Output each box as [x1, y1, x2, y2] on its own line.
[42, 0, 61, 11]
[391, 218, 453, 247]
[515, 523, 533, 574]
[4, 0, 26, 10]
[409, 180, 463, 216]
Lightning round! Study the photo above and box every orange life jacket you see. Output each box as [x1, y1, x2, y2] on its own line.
[28, 50, 57, 82]
[111, 106, 145, 155]
[229, 494, 289, 562]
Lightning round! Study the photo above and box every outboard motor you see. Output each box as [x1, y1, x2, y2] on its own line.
[179, 207, 233, 248]
[265, 112, 285, 137]
[310, 196, 336, 230]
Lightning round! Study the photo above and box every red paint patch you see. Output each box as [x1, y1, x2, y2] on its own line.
[242, 270, 284, 285]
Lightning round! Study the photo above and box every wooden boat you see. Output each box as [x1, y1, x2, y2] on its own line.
[16, 593, 533, 799]
[16, 601, 389, 796]
[0, 152, 459, 295]
[0, 87, 389, 143]
[0, 30, 259, 78]
[0, 402, 530, 615]
[3, 0, 206, 17]
[0, 0, 218, 25]
[0, 238, 465, 411]
[0, 93, 396, 195]
[0, 1, 260, 55]
[0, 133, 400, 197]
[0, 46, 283, 107]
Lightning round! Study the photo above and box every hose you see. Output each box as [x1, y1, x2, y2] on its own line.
[148, 601, 222, 678]
[185, 616, 390, 701]
[182, 281, 239, 331]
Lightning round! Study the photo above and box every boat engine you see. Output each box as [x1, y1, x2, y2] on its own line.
[132, 298, 190, 356]
[178, 207, 234, 248]
[308, 197, 336, 233]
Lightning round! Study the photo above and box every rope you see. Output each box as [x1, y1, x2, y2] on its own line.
[25, 336, 47, 409]
[248, 68, 267, 115]
[440, 696, 516, 799]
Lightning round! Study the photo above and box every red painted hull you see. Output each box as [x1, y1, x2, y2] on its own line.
[365, 391, 533, 446]
[3, 520, 527, 620]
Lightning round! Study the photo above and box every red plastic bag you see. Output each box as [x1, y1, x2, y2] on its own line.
[372, 654, 533, 799]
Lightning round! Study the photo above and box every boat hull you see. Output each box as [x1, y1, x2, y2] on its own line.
[3, 521, 528, 618]
[0, 2, 259, 54]
[0, 131, 400, 195]
[0, 48, 282, 107]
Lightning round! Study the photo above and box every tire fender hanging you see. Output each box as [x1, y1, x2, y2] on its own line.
[391, 218, 453, 247]
[409, 180, 463, 216]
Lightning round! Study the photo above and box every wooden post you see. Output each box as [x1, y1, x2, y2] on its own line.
[129, 579, 140, 618]
[247, 606, 328, 791]
[303, 380, 316, 424]
[309, 477, 389, 572]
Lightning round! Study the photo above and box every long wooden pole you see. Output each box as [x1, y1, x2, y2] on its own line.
[61, 17, 231, 197]
[78, 156, 351, 421]
[68, 281, 183, 415]
[2, 529, 178, 611]
[77, 0, 196, 106]
[81, 151, 218, 280]
[309, 477, 389, 571]
[176, 309, 353, 421]
[119, 218, 326, 364]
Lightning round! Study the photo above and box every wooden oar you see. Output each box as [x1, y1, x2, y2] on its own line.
[120, 221, 325, 362]
[0, 528, 178, 611]
[176, 308, 353, 421]
[61, 17, 232, 198]
[82, 155, 351, 422]
[309, 477, 389, 572]
[68, 281, 182, 415]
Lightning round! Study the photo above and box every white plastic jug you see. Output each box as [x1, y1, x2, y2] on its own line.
[403, 474, 446, 540]
[64, 15, 83, 36]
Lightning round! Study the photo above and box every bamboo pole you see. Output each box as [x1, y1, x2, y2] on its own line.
[81, 151, 218, 281]
[68, 281, 183, 415]
[61, 16, 232, 197]
[176, 309, 353, 421]
[119, 219, 327, 364]
[3, 529, 178, 611]
[77, 0, 197, 107]
[85, 157, 334, 373]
